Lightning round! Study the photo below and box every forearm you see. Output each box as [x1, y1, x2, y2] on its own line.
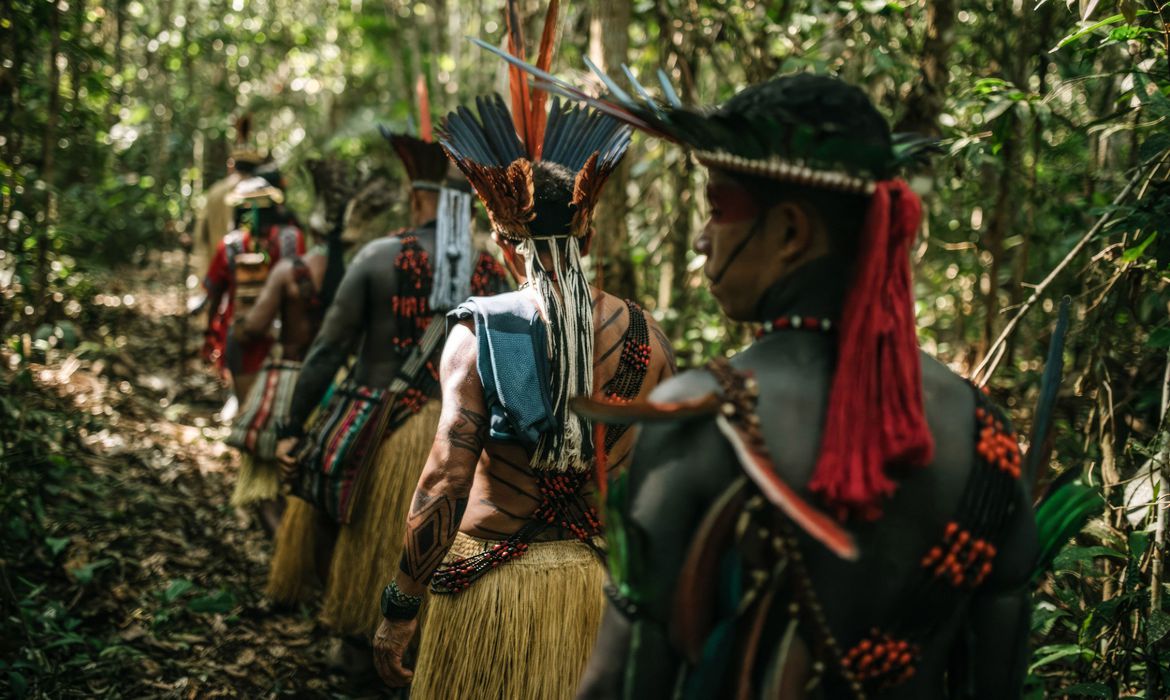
[390, 404, 487, 599]
[283, 333, 350, 433]
[392, 473, 472, 597]
[283, 267, 365, 432]
[205, 290, 224, 328]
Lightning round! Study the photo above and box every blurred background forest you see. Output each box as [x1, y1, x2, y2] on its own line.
[2, 0, 1170, 697]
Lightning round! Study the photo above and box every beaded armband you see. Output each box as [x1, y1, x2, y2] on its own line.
[380, 581, 423, 620]
[599, 300, 652, 452]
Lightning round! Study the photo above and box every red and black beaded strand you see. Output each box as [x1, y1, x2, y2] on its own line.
[390, 234, 433, 354]
[600, 301, 653, 452]
[470, 251, 509, 297]
[756, 314, 835, 339]
[429, 470, 602, 594]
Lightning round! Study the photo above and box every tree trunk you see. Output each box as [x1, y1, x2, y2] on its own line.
[588, 0, 635, 301]
[37, 3, 63, 309]
[895, 0, 955, 136]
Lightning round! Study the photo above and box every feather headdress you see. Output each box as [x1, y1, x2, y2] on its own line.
[438, 0, 630, 241]
[495, 54, 940, 519]
[439, 0, 631, 473]
[379, 76, 450, 190]
[382, 75, 477, 313]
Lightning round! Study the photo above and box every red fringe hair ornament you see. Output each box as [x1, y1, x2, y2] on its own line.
[808, 180, 934, 520]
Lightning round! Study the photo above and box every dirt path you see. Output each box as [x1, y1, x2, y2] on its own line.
[0, 252, 388, 698]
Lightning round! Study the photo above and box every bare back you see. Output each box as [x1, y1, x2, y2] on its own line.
[461, 288, 676, 542]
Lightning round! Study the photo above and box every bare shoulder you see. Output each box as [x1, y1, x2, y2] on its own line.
[439, 319, 479, 378]
[351, 235, 402, 267]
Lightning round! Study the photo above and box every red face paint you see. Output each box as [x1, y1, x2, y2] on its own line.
[706, 183, 761, 224]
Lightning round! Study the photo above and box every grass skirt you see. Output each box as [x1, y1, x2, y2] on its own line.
[319, 401, 440, 638]
[230, 454, 281, 508]
[265, 496, 328, 605]
[410, 532, 606, 700]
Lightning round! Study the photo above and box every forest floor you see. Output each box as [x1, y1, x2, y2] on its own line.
[0, 252, 391, 698]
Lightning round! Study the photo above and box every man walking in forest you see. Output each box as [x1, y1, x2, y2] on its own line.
[272, 91, 510, 669]
[544, 73, 1038, 699]
[370, 10, 676, 695]
[202, 173, 305, 404]
[225, 158, 356, 544]
[191, 117, 264, 277]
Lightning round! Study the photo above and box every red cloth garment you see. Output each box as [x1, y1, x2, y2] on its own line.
[201, 225, 305, 372]
[808, 180, 934, 520]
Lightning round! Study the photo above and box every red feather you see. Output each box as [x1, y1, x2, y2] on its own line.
[715, 415, 858, 561]
[528, 0, 559, 158]
[416, 75, 433, 143]
[505, 0, 532, 150]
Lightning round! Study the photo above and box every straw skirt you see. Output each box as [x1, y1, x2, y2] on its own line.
[318, 401, 441, 638]
[410, 532, 607, 700]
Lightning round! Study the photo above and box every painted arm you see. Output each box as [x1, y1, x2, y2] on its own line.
[234, 259, 288, 343]
[395, 321, 484, 593]
[372, 321, 485, 687]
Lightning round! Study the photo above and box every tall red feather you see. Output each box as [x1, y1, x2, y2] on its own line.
[528, 0, 559, 158]
[505, 0, 532, 150]
[416, 74, 433, 143]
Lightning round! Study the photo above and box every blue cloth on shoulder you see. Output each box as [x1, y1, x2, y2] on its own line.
[448, 293, 556, 446]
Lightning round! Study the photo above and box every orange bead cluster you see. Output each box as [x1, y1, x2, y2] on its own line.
[841, 630, 919, 689]
[921, 521, 997, 587]
[470, 252, 508, 296]
[975, 406, 1020, 478]
[391, 236, 433, 351]
[399, 387, 429, 414]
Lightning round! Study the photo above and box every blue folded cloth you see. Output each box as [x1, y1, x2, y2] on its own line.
[449, 293, 556, 446]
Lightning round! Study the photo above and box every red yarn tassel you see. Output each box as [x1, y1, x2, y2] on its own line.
[809, 180, 934, 521]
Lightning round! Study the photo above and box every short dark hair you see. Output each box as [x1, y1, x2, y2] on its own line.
[530, 161, 575, 238]
[235, 160, 259, 175]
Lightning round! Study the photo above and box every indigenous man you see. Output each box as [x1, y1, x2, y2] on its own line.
[191, 117, 263, 276]
[202, 174, 305, 402]
[273, 108, 510, 652]
[226, 158, 357, 543]
[370, 13, 676, 695]
[547, 73, 1037, 698]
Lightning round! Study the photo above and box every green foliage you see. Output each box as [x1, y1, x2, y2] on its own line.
[2, 0, 1170, 694]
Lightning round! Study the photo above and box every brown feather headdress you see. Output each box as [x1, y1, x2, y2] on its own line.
[436, 0, 631, 474]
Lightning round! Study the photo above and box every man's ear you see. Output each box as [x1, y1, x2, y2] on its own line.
[767, 201, 813, 266]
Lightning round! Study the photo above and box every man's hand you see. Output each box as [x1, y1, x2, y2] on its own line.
[276, 437, 299, 481]
[372, 616, 417, 687]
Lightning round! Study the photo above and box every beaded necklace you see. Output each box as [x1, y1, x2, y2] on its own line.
[756, 314, 835, 339]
